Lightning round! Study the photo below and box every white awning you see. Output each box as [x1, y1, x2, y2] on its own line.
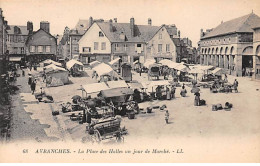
[211, 67, 223, 75]
[82, 82, 109, 94]
[66, 59, 83, 70]
[109, 58, 121, 65]
[143, 59, 156, 68]
[89, 61, 101, 68]
[93, 63, 113, 76]
[42, 59, 62, 67]
[45, 64, 66, 73]
[146, 80, 171, 92]
[175, 64, 190, 72]
[106, 80, 129, 89]
[9, 57, 22, 62]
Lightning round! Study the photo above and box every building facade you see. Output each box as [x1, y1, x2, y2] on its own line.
[199, 13, 260, 77]
[0, 8, 8, 76]
[6, 21, 32, 63]
[25, 22, 57, 63]
[79, 18, 179, 65]
[252, 25, 260, 79]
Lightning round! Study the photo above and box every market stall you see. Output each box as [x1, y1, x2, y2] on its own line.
[45, 64, 69, 87]
[66, 59, 84, 77]
[41, 59, 62, 67]
[92, 63, 121, 82]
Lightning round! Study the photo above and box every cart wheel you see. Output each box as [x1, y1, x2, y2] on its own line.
[94, 130, 101, 143]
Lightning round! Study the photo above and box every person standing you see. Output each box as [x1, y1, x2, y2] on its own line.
[233, 79, 239, 93]
[22, 69, 25, 77]
[194, 92, 200, 106]
[180, 86, 187, 97]
[166, 86, 171, 100]
[170, 86, 176, 99]
[28, 75, 32, 85]
[165, 110, 169, 124]
[31, 80, 36, 94]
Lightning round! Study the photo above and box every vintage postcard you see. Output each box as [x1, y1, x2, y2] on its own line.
[0, 0, 260, 163]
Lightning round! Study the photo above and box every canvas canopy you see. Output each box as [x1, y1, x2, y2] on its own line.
[106, 80, 129, 89]
[127, 82, 144, 90]
[66, 59, 83, 70]
[82, 82, 109, 94]
[189, 68, 204, 74]
[101, 87, 134, 98]
[89, 61, 101, 68]
[133, 60, 140, 64]
[9, 57, 22, 62]
[45, 64, 66, 73]
[93, 63, 114, 76]
[175, 64, 190, 72]
[109, 58, 121, 65]
[143, 59, 156, 68]
[42, 59, 62, 67]
[211, 67, 223, 76]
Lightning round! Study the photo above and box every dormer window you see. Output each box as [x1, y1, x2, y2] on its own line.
[99, 31, 104, 37]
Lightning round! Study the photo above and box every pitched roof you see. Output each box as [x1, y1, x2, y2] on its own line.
[26, 29, 56, 45]
[73, 19, 89, 35]
[202, 13, 260, 39]
[7, 25, 29, 35]
[96, 22, 161, 42]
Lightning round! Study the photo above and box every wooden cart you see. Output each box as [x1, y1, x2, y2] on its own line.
[89, 118, 127, 143]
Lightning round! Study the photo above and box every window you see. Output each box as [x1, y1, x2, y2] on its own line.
[124, 44, 127, 51]
[13, 47, 18, 54]
[30, 46, 35, 52]
[159, 33, 162, 39]
[94, 42, 98, 50]
[101, 42, 106, 50]
[166, 44, 170, 52]
[21, 47, 25, 54]
[14, 35, 18, 43]
[158, 44, 162, 52]
[99, 31, 104, 37]
[73, 46, 78, 52]
[83, 47, 91, 52]
[115, 43, 119, 51]
[137, 44, 142, 47]
[38, 46, 43, 53]
[46, 46, 51, 53]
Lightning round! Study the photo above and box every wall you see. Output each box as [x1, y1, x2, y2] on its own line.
[79, 23, 111, 55]
[26, 29, 57, 55]
[147, 26, 176, 62]
[253, 28, 260, 80]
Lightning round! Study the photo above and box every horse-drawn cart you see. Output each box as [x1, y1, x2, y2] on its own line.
[88, 117, 127, 143]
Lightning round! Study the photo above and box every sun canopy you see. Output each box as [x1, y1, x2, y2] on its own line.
[9, 57, 22, 62]
[189, 68, 204, 74]
[109, 58, 121, 65]
[101, 87, 134, 98]
[127, 82, 144, 90]
[143, 59, 156, 68]
[106, 80, 129, 89]
[211, 67, 223, 76]
[45, 64, 66, 73]
[66, 59, 83, 70]
[133, 60, 140, 64]
[93, 63, 114, 76]
[146, 80, 171, 92]
[42, 59, 62, 67]
[82, 82, 109, 94]
[175, 64, 190, 72]
[89, 61, 101, 68]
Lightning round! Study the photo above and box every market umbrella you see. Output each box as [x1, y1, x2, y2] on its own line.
[191, 86, 200, 93]
[71, 95, 82, 100]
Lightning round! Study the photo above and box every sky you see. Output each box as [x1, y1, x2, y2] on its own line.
[1, 0, 260, 46]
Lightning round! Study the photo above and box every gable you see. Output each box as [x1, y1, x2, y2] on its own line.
[27, 29, 56, 45]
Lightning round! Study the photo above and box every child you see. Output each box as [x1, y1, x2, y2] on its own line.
[165, 110, 169, 124]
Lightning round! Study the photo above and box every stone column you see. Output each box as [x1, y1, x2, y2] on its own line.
[204, 55, 207, 65]
[216, 55, 219, 67]
[219, 55, 224, 68]
[212, 55, 215, 66]
[236, 54, 242, 77]
[208, 55, 211, 65]
[224, 55, 228, 69]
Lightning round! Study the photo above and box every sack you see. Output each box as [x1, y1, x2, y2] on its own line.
[212, 105, 217, 111]
[216, 104, 223, 110]
[199, 99, 206, 106]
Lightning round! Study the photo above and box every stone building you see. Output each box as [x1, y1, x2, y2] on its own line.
[79, 18, 179, 65]
[199, 13, 260, 77]
[6, 21, 33, 63]
[25, 21, 57, 63]
[252, 23, 260, 80]
[0, 8, 8, 58]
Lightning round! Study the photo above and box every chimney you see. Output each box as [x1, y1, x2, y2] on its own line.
[200, 29, 204, 38]
[114, 18, 117, 23]
[89, 16, 93, 27]
[148, 18, 152, 26]
[40, 21, 50, 33]
[27, 21, 33, 34]
[109, 19, 113, 32]
[130, 17, 135, 37]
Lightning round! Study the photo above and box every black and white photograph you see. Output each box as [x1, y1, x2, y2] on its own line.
[0, 0, 260, 163]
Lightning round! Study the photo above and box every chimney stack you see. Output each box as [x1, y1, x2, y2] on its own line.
[148, 18, 152, 26]
[130, 17, 135, 37]
[200, 29, 204, 38]
[40, 21, 50, 33]
[27, 21, 33, 34]
[114, 18, 117, 23]
[109, 19, 113, 32]
[89, 16, 93, 27]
